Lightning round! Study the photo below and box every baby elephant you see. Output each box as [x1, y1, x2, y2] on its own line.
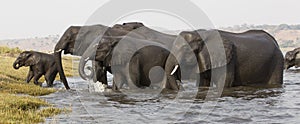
[13, 51, 58, 87]
[285, 47, 300, 69]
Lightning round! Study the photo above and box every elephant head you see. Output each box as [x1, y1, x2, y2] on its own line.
[77, 27, 146, 81]
[54, 26, 80, 89]
[284, 48, 300, 69]
[78, 36, 119, 81]
[178, 30, 234, 72]
[13, 51, 40, 69]
[54, 24, 109, 89]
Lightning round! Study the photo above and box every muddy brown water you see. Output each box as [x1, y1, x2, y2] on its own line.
[41, 70, 300, 123]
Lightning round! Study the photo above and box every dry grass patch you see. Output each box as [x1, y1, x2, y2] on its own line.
[0, 93, 69, 123]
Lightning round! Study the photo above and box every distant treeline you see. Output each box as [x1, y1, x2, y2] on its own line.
[221, 24, 300, 33]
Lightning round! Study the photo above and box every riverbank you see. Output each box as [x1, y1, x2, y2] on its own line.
[0, 46, 74, 123]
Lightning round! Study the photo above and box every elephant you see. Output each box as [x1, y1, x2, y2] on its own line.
[78, 22, 179, 85]
[80, 36, 181, 91]
[177, 29, 284, 88]
[54, 24, 144, 89]
[284, 47, 300, 69]
[13, 51, 58, 87]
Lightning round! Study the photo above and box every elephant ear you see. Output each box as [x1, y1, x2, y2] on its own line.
[24, 52, 40, 66]
[110, 37, 135, 65]
[110, 37, 155, 66]
[198, 30, 234, 72]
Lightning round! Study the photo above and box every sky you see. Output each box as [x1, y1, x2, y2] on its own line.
[0, 0, 299, 39]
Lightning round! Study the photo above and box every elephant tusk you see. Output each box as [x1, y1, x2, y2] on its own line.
[93, 44, 98, 48]
[171, 65, 179, 75]
[55, 49, 62, 53]
[85, 57, 90, 62]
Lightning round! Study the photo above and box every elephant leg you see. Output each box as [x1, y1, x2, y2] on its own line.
[128, 58, 141, 89]
[213, 63, 235, 89]
[112, 71, 128, 90]
[45, 69, 57, 87]
[26, 67, 34, 83]
[112, 79, 118, 91]
[33, 73, 43, 85]
[112, 65, 126, 90]
[125, 66, 140, 89]
[197, 72, 211, 87]
[95, 63, 108, 85]
[267, 53, 284, 85]
[165, 75, 180, 90]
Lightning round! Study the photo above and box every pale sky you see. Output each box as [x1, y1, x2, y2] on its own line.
[0, 0, 299, 39]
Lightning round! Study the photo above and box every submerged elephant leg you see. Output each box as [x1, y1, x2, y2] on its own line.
[165, 75, 180, 90]
[95, 63, 108, 85]
[267, 52, 284, 85]
[213, 65, 234, 90]
[26, 68, 34, 83]
[111, 65, 127, 90]
[112, 80, 118, 91]
[198, 72, 211, 87]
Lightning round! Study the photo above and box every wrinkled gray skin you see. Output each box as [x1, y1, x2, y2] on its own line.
[13, 51, 58, 87]
[178, 29, 284, 88]
[91, 36, 181, 91]
[284, 48, 300, 69]
[54, 24, 136, 89]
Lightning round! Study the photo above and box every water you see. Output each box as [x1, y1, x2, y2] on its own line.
[41, 70, 300, 123]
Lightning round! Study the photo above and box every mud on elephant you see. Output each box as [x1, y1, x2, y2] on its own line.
[13, 51, 58, 87]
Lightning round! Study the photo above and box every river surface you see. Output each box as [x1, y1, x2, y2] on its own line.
[41, 70, 300, 123]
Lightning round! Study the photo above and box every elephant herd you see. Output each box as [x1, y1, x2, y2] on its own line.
[14, 22, 296, 92]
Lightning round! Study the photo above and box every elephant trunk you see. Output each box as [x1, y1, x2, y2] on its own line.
[13, 60, 20, 69]
[284, 60, 294, 70]
[78, 56, 94, 80]
[54, 50, 70, 89]
[78, 43, 99, 80]
[284, 62, 289, 70]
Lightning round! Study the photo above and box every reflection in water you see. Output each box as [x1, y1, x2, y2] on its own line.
[42, 71, 300, 123]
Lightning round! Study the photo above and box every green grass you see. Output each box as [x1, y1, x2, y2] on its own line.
[0, 46, 74, 123]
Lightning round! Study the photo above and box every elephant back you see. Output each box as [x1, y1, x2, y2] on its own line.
[111, 36, 167, 66]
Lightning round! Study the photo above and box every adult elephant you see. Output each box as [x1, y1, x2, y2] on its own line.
[178, 29, 283, 88]
[54, 24, 135, 89]
[83, 36, 181, 90]
[284, 47, 300, 69]
[79, 22, 179, 84]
